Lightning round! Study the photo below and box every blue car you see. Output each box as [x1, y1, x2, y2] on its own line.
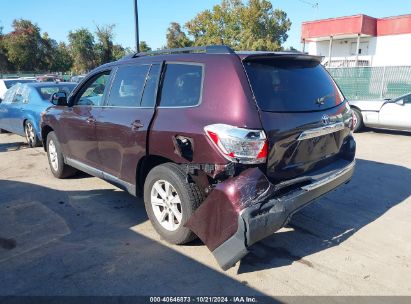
[0, 82, 76, 147]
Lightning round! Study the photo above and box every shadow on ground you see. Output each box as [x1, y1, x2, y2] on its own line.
[365, 128, 411, 137]
[0, 180, 261, 296]
[238, 159, 411, 273]
[0, 136, 28, 152]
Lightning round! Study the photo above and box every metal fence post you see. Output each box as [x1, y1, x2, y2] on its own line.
[380, 66, 386, 99]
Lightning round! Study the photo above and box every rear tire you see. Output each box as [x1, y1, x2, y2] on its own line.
[352, 108, 364, 133]
[46, 131, 77, 179]
[144, 163, 204, 245]
[24, 121, 41, 147]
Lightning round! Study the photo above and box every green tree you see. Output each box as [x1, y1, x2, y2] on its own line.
[68, 28, 96, 73]
[3, 19, 43, 71]
[39, 32, 58, 71]
[139, 41, 151, 52]
[95, 24, 115, 65]
[185, 0, 291, 51]
[0, 25, 13, 72]
[52, 42, 73, 72]
[166, 22, 193, 48]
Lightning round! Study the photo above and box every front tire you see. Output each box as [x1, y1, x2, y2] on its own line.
[352, 108, 364, 133]
[24, 121, 40, 147]
[46, 131, 77, 179]
[144, 163, 204, 245]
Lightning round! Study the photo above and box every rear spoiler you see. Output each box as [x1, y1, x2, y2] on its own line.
[238, 51, 323, 63]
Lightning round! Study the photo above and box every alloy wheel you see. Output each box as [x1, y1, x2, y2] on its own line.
[25, 122, 35, 146]
[150, 180, 182, 232]
[48, 139, 58, 171]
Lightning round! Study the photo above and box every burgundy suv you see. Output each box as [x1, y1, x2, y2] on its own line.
[41, 45, 356, 270]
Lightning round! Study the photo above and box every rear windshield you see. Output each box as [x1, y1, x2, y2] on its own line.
[244, 59, 344, 112]
[4, 79, 35, 89]
[36, 84, 76, 100]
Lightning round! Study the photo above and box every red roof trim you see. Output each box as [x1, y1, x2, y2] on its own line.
[301, 14, 411, 40]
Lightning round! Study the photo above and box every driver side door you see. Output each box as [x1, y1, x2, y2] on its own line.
[378, 94, 411, 131]
[60, 70, 113, 169]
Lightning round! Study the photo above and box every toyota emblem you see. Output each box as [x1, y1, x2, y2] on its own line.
[322, 114, 330, 125]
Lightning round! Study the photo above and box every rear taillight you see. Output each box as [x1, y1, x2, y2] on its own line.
[204, 124, 268, 164]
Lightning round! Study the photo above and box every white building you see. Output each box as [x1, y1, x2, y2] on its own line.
[301, 14, 411, 67]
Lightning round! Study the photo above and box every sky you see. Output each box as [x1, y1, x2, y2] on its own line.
[1, 0, 411, 51]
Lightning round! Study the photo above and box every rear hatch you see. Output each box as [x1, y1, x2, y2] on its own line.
[243, 54, 354, 182]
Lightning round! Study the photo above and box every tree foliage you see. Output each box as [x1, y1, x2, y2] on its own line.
[0, 19, 152, 73]
[95, 24, 115, 66]
[166, 22, 193, 49]
[139, 41, 151, 52]
[0, 25, 12, 72]
[184, 0, 291, 51]
[3, 19, 43, 71]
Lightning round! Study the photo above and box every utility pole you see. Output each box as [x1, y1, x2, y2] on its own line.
[134, 0, 140, 53]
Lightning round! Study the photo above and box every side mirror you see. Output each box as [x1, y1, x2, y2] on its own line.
[396, 99, 405, 106]
[51, 92, 68, 106]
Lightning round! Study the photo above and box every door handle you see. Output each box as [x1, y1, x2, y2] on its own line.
[131, 120, 144, 131]
[86, 116, 96, 124]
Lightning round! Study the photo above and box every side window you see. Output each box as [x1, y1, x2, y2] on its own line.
[3, 86, 16, 103]
[106, 65, 150, 107]
[21, 86, 30, 103]
[159, 63, 203, 107]
[141, 64, 161, 107]
[76, 71, 111, 106]
[404, 94, 411, 104]
[12, 85, 24, 103]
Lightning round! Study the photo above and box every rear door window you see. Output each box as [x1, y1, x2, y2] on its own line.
[141, 64, 161, 107]
[106, 65, 150, 107]
[244, 59, 344, 112]
[159, 63, 203, 107]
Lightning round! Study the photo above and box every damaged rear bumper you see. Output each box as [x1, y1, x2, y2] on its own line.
[186, 159, 355, 270]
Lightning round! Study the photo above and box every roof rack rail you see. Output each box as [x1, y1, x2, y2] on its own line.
[121, 45, 235, 60]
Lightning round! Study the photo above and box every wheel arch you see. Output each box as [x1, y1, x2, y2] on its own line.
[136, 154, 175, 197]
[41, 125, 54, 151]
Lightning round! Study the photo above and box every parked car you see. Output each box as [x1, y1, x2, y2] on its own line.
[41, 45, 356, 270]
[0, 78, 36, 102]
[36, 74, 64, 82]
[69, 75, 86, 83]
[350, 93, 411, 132]
[0, 82, 76, 147]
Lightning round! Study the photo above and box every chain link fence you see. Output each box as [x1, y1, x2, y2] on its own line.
[327, 66, 411, 100]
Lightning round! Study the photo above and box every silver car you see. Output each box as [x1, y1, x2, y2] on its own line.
[350, 92, 411, 132]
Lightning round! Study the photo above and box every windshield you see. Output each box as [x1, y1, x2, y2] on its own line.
[244, 59, 344, 112]
[4, 79, 35, 89]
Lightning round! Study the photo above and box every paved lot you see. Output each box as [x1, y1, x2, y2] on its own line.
[0, 130, 410, 296]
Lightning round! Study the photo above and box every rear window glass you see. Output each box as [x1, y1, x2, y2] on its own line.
[36, 84, 76, 100]
[159, 64, 203, 107]
[141, 64, 161, 107]
[244, 59, 344, 112]
[107, 65, 150, 107]
[4, 79, 35, 89]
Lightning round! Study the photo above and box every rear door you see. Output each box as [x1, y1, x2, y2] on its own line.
[60, 70, 112, 168]
[8, 84, 27, 135]
[95, 63, 161, 186]
[243, 56, 353, 182]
